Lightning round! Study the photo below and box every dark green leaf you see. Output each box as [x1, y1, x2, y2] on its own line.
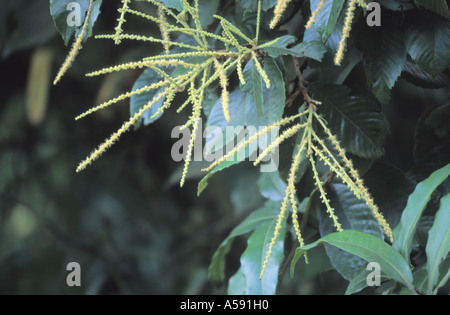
[295, 230, 415, 290]
[412, 104, 450, 187]
[426, 193, 450, 294]
[237, 0, 278, 12]
[357, 19, 406, 103]
[414, 0, 450, 20]
[393, 163, 450, 263]
[401, 60, 450, 89]
[404, 11, 450, 77]
[310, 83, 390, 159]
[378, 0, 415, 11]
[197, 159, 242, 196]
[49, 0, 102, 45]
[363, 162, 416, 229]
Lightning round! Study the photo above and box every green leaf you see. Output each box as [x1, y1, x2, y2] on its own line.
[197, 0, 220, 27]
[412, 103, 450, 185]
[158, 0, 183, 11]
[310, 83, 390, 159]
[197, 159, 242, 196]
[435, 256, 450, 292]
[227, 267, 246, 294]
[290, 110, 310, 184]
[377, 0, 414, 11]
[404, 11, 450, 76]
[426, 193, 450, 294]
[402, 60, 450, 89]
[241, 59, 264, 116]
[296, 41, 329, 62]
[208, 201, 282, 285]
[261, 35, 299, 58]
[363, 162, 416, 229]
[240, 209, 286, 294]
[414, 0, 450, 20]
[203, 58, 285, 176]
[413, 267, 429, 294]
[257, 171, 287, 202]
[258, 57, 286, 126]
[345, 268, 390, 295]
[49, 0, 102, 46]
[393, 163, 450, 263]
[357, 19, 406, 104]
[310, 0, 346, 43]
[294, 230, 415, 290]
[200, 90, 259, 194]
[318, 184, 384, 282]
[129, 68, 166, 126]
[262, 35, 328, 62]
[237, 0, 278, 12]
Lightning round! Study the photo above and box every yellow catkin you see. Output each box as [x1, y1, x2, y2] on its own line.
[355, 0, 367, 7]
[254, 122, 307, 166]
[114, 0, 131, 45]
[150, 86, 177, 120]
[53, 0, 94, 85]
[310, 135, 362, 199]
[75, 80, 170, 120]
[260, 137, 309, 280]
[305, 0, 326, 29]
[95, 33, 202, 51]
[180, 115, 200, 187]
[85, 59, 199, 77]
[76, 88, 169, 172]
[287, 138, 308, 247]
[316, 114, 393, 242]
[214, 58, 230, 122]
[259, 191, 290, 280]
[180, 69, 208, 187]
[202, 113, 304, 172]
[270, 0, 293, 29]
[236, 56, 246, 85]
[255, 0, 262, 44]
[334, 0, 357, 65]
[251, 52, 271, 89]
[309, 155, 343, 232]
[158, 6, 171, 53]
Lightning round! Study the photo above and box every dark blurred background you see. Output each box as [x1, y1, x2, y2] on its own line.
[0, 0, 448, 294]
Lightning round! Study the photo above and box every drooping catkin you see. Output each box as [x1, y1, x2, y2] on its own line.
[305, 0, 326, 29]
[334, 0, 357, 65]
[269, 0, 293, 29]
[53, 0, 94, 85]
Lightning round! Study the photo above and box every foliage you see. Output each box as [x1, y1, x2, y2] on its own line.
[0, 0, 448, 295]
